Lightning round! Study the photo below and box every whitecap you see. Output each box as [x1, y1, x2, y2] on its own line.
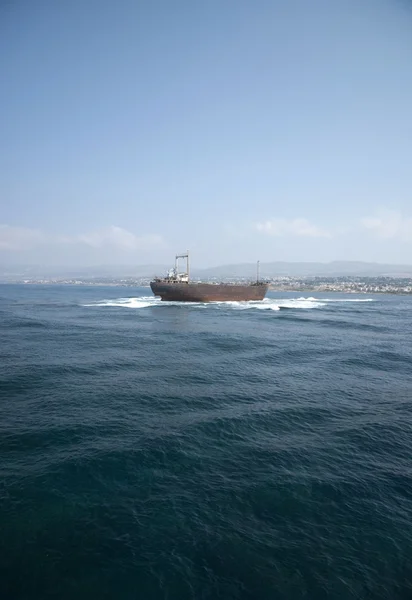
[83, 296, 159, 309]
[82, 295, 371, 311]
[298, 297, 374, 303]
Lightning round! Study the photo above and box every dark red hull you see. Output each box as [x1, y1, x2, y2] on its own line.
[150, 281, 268, 302]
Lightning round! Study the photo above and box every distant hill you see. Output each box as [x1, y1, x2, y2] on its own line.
[1, 261, 412, 281]
[0, 264, 169, 280]
[196, 261, 412, 278]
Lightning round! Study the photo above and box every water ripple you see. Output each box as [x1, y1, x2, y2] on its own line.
[1, 285, 412, 599]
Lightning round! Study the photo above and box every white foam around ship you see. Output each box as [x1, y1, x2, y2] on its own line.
[83, 296, 374, 311]
[83, 297, 157, 309]
[300, 297, 374, 303]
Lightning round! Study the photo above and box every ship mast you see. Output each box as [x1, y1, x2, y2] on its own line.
[175, 251, 190, 282]
[256, 260, 260, 284]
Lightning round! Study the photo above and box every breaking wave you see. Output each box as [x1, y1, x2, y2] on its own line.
[83, 297, 156, 309]
[82, 296, 374, 311]
[299, 297, 374, 303]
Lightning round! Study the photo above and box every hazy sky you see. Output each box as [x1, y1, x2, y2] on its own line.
[1, 0, 411, 266]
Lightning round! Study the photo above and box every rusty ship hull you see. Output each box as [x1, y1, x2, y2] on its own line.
[150, 281, 269, 302]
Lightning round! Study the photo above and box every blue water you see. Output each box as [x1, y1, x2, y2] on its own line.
[1, 284, 412, 599]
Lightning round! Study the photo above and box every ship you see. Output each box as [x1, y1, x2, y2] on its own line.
[150, 252, 269, 302]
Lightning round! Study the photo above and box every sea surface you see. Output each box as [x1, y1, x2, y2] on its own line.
[1, 284, 412, 600]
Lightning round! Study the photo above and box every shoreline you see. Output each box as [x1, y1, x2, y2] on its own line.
[1, 281, 412, 295]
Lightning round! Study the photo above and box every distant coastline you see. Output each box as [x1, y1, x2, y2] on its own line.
[2, 276, 412, 295]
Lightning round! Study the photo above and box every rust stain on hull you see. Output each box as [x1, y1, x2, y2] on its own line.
[150, 282, 269, 302]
